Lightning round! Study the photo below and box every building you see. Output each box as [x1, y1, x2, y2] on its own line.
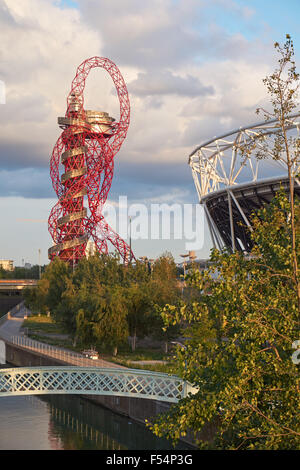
[85, 240, 96, 258]
[0, 259, 14, 271]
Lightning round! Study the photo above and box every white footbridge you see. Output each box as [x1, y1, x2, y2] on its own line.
[0, 305, 197, 403]
[0, 366, 197, 403]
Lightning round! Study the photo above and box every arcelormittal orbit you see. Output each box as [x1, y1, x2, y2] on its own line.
[48, 57, 134, 267]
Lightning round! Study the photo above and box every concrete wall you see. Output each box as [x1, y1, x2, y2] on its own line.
[0, 296, 23, 317]
[0, 340, 5, 364]
[6, 342, 70, 367]
[84, 394, 171, 426]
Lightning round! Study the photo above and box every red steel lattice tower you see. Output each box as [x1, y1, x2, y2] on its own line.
[48, 57, 134, 266]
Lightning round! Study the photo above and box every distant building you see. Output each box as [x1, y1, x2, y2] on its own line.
[85, 240, 96, 258]
[24, 263, 32, 269]
[0, 259, 14, 271]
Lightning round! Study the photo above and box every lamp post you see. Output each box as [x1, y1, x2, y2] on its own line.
[180, 253, 189, 296]
[148, 258, 154, 275]
[38, 249, 41, 280]
[189, 251, 197, 267]
[180, 253, 189, 277]
[129, 216, 132, 263]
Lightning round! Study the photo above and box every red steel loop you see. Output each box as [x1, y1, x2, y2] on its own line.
[48, 57, 134, 266]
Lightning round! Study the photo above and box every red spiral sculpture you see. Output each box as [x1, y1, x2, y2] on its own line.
[48, 57, 134, 266]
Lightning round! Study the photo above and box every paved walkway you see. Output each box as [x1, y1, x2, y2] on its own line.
[0, 305, 28, 340]
[0, 306, 124, 369]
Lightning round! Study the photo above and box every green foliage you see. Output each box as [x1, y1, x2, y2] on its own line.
[23, 276, 50, 315]
[26, 252, 181, 356]
[126, 281, 154, 351]
[256, 34, 300, 316]
[0, 264, 46, 280]
[147, 193, 300, 449]
[149, 253, 182, 350]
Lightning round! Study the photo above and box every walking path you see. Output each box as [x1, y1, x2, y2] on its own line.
[0, 304, 123, 369]
[0, 304, 28, 339]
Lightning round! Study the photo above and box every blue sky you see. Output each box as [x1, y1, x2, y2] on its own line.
[0, 0, 299, 266]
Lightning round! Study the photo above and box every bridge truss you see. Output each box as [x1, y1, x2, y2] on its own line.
[189, 113, 300, 252]
[0, 367, 197, 404]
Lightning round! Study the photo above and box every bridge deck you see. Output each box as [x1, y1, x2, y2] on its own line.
[0, 279, 37, 291]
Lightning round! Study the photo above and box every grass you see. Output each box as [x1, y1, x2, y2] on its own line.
[98, 347, 177, 373]
[108, 347, 169, 362]
[26, 333, 75, 349]
[107, 357, 176, 374]
[23, 315, 68, 334]
[22, 314, 75, 350]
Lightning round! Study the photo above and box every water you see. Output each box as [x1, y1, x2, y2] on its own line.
[0, 368, 193, 450]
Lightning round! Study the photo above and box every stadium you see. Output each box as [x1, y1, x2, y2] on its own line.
[189, 114, 300, 253]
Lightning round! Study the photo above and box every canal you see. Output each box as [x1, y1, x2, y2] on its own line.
[0, 364, 193, 451]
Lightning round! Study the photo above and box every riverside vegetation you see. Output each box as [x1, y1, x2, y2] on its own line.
[23, 252, 183, 365]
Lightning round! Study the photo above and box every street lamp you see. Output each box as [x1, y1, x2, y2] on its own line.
[188, 250, 197, 265]
[38, 248, 41, 280]
[180, 253, 189, 277]
[129, 216, 132, 262]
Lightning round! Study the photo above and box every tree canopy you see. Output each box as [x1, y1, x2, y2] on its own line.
[24, 252, 181, 355]
[147, 192, 299, 449]
[147, 35, 300, 450]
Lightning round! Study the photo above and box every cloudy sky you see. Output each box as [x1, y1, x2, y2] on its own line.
[0, 0, 299, 266]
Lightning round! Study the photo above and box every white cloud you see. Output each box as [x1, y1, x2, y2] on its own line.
[0, 0, 103, 168]
[128, 71, 214, 97]
[0, 0, 294, 264]
[0, 0, 283, 201]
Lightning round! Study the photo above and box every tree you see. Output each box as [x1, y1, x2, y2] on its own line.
[125, 259, 150, 285]
[126, 281, 154, 351]
[147, 193, 299, 449]
[50, 255, 129, 354]
[74, 283, 128, 356]
[147, 36, 300, 449]
[255, 34, 300, 316]
[94, 285, 129, 356]
[150, 253, 181, 352]
[23, 276, 49, 315]
[73, 252, 126, 289]
[42, 257, 72, 314]
[22, 252, 183, 356]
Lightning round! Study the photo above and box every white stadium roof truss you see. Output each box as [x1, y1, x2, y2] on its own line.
[189, 113, 300, 201]
[189, 113, 300, 252]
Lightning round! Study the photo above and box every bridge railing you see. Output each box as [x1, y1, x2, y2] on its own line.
[9, 334, 123, 369]
[0, 366, 198, 403]
[0, 303, 122, 369]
